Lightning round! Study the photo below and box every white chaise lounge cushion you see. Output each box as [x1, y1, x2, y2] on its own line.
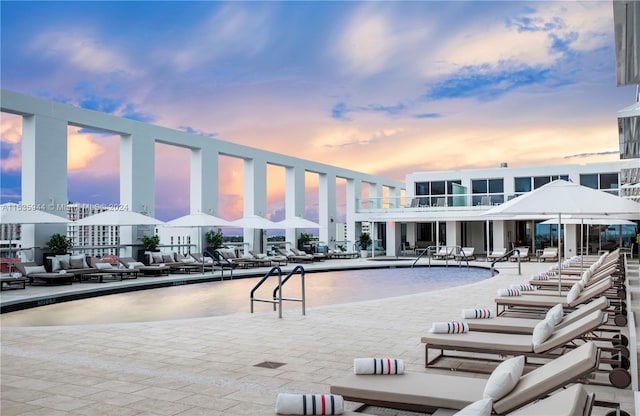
[24, 265, 46, 275]
[453, 398, 492, 416]
[482, 356, 525, 400]
[94, 262, 113, 270]
[532, 319, 555, 348]
[545, 304, 563, 326]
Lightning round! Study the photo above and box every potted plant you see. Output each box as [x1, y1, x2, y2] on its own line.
[139, 234, 161, 264]
[205, 230, 224, 253]
[47, 233, 73, 254]
[358, 232, 372, 258]
[141, 234, 160, 251]
[298, 232, 313, 253]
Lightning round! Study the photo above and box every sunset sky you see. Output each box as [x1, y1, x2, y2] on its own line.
[0, 1, 634, 222]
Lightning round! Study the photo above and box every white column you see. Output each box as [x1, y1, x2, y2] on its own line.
[493, 220, 506, 250]
[387, 221, 399, 256]
[243, 158, 267, 251]
[346, 177, 361, 251]
[318, 172, 336, 245]
[22, 114, 69, 261]
[369, 182, 383, 209]
[121, 133, 155, 257]
[190, 147, 219, 214]
[446, 221, 460, 247]
[285, 165, 306, 246]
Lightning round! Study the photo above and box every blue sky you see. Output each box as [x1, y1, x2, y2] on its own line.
[0, 1, 634, 221]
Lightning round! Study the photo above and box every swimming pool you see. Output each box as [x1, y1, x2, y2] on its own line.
[0, 266, 491, 326]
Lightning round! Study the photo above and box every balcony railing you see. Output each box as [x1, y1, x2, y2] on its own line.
[356, 192, 508, 212]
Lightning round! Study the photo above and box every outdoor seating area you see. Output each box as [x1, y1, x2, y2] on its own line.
[325, 251, 633, 415]
[0, 251, 635, 416]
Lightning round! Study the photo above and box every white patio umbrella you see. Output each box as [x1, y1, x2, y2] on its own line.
[0, 202, 71, 225]
[274, 216, 320, 229]
[73, 210, 164, 259]
[73, 210, 164, 226]
[166, 212, 232, 228]
[230, 214, 280, 229]
[0, 202, 70, 267]
[484, 179, 640, 292]
[165, 212, 233, 253]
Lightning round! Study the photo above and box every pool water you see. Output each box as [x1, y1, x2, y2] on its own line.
[0, 266, 490, 326]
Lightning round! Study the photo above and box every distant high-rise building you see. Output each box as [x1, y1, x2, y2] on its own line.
[67, 204, 120, 256]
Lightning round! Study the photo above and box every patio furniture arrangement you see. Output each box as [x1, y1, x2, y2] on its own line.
[15, 262, 75, 285]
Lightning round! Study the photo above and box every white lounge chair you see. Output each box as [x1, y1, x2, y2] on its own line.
[330, 342, 599, 414]
[487, 248, 506, 262]
[539, 247, 559, 262]
[455, 247, 476, 261]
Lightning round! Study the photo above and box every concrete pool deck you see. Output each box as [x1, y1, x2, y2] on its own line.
[1, 257, 638, 416]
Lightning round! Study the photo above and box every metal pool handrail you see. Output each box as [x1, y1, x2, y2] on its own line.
[250, 265, 306, 318]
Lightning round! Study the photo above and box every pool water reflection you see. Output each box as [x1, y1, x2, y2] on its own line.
[1, 267, 490, 326]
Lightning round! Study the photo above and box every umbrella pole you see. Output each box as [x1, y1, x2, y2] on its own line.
[580, 218, 584, 271]
[557, 213, 562, 294]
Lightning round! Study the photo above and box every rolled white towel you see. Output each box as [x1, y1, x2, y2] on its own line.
[461, 308, 493, 319]
[275, 393, 344, 415]
[509, 284, 535, 292]
[497, 288, 521, 297]
[353, 358, 404, 375]
[531, 273, 547, 281]
[431, 321, 469, 333]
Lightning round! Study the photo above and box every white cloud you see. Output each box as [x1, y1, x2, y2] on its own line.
[425, 2, 613, 78]
[30, 30, 136, 75]
[334, 5, 432, 78]
[168, 4, 272, 72]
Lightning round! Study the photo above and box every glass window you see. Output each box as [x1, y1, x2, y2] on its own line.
[472, 179, 487, 194]
[488, 179, 503, 193]
[551, 175, 569, 181]
[446, 180, 461, 193]
[415, 182, 428, 195]
[534, 176, 551, 189]
[600, 173, 618, 190]
[430, 181, 445, 195]
[514, 177, 531, 193]
[580, 174, 598, 189]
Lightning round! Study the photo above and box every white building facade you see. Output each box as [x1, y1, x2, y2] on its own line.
[356, 160, 639, 258]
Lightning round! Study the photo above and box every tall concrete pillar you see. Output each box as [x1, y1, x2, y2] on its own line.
[121, 133, 156, 256]
[22, 114, 68, 261]
[190, 147, 219, 252]
[190, 147, 219, 215]
[345, 177, 361, 251]
[243, 158, 267, 251]
[285, 165, 306, 247]
[318, 172, 336, 246]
